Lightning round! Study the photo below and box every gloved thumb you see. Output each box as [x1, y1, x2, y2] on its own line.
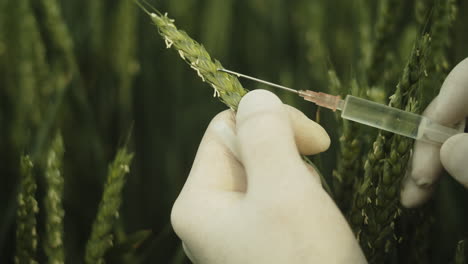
[440, 133, 468, 188]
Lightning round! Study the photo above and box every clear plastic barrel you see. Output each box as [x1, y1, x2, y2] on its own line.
[340, 95, 461, 144]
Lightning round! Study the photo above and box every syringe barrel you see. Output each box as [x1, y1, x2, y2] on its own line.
[340, 95, 461, 144]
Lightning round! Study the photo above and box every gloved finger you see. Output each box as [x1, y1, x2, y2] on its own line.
[401, 58, 468, 208]
[178, 103, 329, 194]
[400, 99, 443, 207]
[236, 90, 326, 193]
[431, 57, 468, 125]
[440, 133, 468, 188]
[171, 112, 245, 254]
[285, 105, 330, 155]
[400, 171, 436, 208]
[181, 110, 247, 193]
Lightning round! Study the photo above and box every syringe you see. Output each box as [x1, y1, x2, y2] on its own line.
[219, 69, 464, 145]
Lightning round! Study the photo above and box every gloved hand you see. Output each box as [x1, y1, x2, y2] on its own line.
[171, 90, 367, 264]
[401, 58, 468, 208]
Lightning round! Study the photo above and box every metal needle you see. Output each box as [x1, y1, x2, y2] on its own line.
[218, 68, 299, 95]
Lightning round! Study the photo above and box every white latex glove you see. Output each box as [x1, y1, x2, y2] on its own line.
[401, 58, 468, 208]
[171, 90, 367, 264]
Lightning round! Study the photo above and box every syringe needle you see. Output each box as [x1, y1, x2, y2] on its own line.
[218, 68, 343, 111]
[218, 68, 300, 95]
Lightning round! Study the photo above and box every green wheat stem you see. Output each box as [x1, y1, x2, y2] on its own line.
[367, 0, 405, 89]
[88, 0, 104, 54]
[43, 134, 66, 263]
[31, 0, 80, 160]
[330, 73, 364, 212]
[294, 0, 329, 88]
[110, 0, 138, 132]
[38, 0, 77, 77]
[15, 156, 39, 264]
[5, 0, 39, 149]
[85, 148, 134, 264]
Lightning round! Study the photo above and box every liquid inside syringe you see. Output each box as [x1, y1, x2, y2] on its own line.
[219, 69, 463, 145]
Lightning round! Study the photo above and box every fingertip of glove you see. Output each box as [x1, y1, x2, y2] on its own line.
[284, 105, 330, 155]
[400, 176, 434, 208]
[407, 140, 444, 187]
[302, 123, 330, 154]
[237, 90, 282, 122]
[440, 133, 467, 164]
[440, 133, 468, 184]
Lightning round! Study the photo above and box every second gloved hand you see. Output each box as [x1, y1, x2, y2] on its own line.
[401, 58, 468, 207]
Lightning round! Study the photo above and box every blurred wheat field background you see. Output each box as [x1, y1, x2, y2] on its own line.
[1, 0, 468, 263]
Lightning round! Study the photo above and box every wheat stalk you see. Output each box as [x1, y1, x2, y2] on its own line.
[43, 134, 66, 264]
[85, 148, 134, 264]
[38, 0, 76, 77]
[5, 0, 42, 149]
[350, 34, 431, 263]
[330, 73, 364, 212]
[15, 156, 39, 264]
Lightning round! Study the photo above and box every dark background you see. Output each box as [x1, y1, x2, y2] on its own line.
[1, 0, 468, 263]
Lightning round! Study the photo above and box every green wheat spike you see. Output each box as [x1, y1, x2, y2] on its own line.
[15, 156, 39, 264]
[333, 80, 364, 213]
[350, 34, 431, 263]
[137, 1, 248, 110]
[85, 148, 134, 264]
[43, 134, 66, 263]
[328, 71, 363, 212]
